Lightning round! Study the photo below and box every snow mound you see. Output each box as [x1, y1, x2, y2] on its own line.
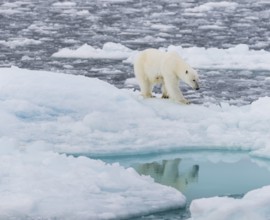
[52, 42, 134, 60]
[189, 185, 270, 220]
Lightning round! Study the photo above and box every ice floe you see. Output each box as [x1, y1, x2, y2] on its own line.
[185, 2, 238, 13]
[1, 66, 270, 157]
[0, 38, 42, 49]
[52, 2, 77, 7]
[52, 42, 134, 60]
[0, 148, 184, 219]
[0, 68, 186, 219]
[167, 44, 270, 70]
[52, 42, 270, 70]
[189, 185, 270, 220]
[1, 66, 270, 219]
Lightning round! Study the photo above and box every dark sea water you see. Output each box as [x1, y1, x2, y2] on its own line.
[1, 0, 270, 219]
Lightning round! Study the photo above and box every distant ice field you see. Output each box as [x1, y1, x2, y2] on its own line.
[1, 0, 270, 102]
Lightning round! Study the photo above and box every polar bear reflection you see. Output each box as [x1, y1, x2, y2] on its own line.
[134, 158, 199, 191]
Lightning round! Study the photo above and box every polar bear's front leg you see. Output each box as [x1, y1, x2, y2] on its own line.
[164, 75, 189, 104]
[161, 83, 169, 99]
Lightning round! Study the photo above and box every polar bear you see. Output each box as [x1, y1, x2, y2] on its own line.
[134, 48, 199, 104]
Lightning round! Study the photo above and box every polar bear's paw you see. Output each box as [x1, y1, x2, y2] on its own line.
[161, 94, 169, 99]
[183, 100, 191, 105]
[179, 99, 190, 105]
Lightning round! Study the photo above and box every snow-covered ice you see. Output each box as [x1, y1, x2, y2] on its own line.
[189, 185, 270, 220]
[1, 66, 270, 219]
[52, 2, 77, 7]
[0, 38, 42, 49]
[0, 148, 184, 219]
[185, 2, 239, 13]
[167, 44, 270, 70]
[1, 66, 270, 157]
[52, 42, 134, 60]
[0, 66, 188, 219]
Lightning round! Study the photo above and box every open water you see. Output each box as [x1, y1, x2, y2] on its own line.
[93, 150, 270, 219]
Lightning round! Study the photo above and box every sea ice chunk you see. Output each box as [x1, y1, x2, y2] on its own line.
[0, 149, 185, 219]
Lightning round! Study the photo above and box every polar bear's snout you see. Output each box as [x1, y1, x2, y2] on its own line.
[192, 79, 200, 90]
[195, 82, 200, 90]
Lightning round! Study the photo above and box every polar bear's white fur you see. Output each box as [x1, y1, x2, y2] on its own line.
[134, 48, 199, 104]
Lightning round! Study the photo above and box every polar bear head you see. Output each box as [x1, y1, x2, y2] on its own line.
[182, 67, 200, 90]
[170, 52, 199, 90]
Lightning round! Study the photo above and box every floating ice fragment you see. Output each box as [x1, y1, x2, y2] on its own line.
[189, 185, 270, 220]
[0, 38, 42, 49]
[52, 2, 77, 7]
[186, 2, 238, 13]
[52, 42, 134, 60]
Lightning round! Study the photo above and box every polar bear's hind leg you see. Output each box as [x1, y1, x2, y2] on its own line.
[164, 75, 189, 104]
[139, 78, 153, 98]
[134, 62, 153, 98]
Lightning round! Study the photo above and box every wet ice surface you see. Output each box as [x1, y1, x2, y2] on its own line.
[1, 0, 270, 106]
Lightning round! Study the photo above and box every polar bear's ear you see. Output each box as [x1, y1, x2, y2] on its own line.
[185, 70, 188, 74]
